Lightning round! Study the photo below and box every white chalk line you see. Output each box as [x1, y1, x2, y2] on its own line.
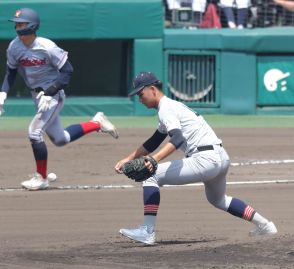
[164, 179, 294, 188]
[1, 179, 294, 192]
[0, 184, 135, 192]
[231, 159, 294, 166]
[1, 159, 294, 192]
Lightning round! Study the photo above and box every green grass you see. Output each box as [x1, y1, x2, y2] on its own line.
[1, 115, 294, 130]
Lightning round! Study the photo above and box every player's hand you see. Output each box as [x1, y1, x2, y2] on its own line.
[36, 91, 53, 113]
[0, 92, 7, 116]
[115, 158, 132, 174]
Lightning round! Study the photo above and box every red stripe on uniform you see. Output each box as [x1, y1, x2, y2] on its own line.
[144, 205, 159, 209]
[243, 205, 254, 220]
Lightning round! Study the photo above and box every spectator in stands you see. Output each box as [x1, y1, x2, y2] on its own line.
[273, 0, 294, 11]
[165, 0, 207, 27]
[220, 0, 251, 28]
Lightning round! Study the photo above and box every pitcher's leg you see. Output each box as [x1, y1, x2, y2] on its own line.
[154, 156, 219, 186]
[143, 184, 160, 232]
[119, 181, 159, 245]
[119, 156, 214, 244]
[204, 175, 277, 236]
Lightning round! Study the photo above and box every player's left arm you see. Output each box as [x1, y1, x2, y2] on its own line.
[44, 60, 73, 96]
[36, 60, 73, 112]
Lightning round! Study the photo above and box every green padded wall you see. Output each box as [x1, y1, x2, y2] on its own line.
[133, 39, 163, 116]
[220, 52, 256, 114]
[164, 28, 294, 115]
[164, 28, 294, 53]
[0, 0, 163, 39]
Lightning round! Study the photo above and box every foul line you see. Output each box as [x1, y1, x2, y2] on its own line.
[1, 159, 294, 192]
[231, 159, 294, 166]
[1, 179, 294, 192]
[164, 179, 294, 188]
[0, 184, 135, 192]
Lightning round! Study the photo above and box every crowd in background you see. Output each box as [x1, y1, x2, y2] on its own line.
[164, 0, 294, 29]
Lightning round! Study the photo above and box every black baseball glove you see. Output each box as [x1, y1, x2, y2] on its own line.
[122, 156, 158, 182]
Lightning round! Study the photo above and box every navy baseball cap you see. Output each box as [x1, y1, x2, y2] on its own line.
[128, 71, 160, 97]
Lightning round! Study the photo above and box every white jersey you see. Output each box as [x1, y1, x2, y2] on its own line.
[6, 36, 68, 90]
[157, 96, 222, 156]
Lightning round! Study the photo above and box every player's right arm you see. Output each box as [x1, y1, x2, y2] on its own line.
[114, 130, 167, 173]
[1, 65, 17, 93]
[41, 60, 73, 96]
[115, 144, 150, 174]
[0, 65, 17, 116]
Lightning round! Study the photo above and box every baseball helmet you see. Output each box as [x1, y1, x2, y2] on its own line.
[9, 8, 40, 35]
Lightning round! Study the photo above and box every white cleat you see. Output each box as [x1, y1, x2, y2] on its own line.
[249, 221, 278, 236]
[119, 225, 156, 245]
[21, 172, 49, 191]
[92, 112, 119, 139]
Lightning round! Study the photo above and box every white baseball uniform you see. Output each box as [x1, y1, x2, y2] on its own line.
[144, 96, 232, 210]
[119, 74, 277, 244]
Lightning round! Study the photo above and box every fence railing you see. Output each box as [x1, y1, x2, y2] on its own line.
[165, 51, 220, 107]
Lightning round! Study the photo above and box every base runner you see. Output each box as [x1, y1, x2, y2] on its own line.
[0, 8, 119, 190]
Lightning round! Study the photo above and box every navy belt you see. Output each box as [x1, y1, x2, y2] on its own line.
[197, 145, 214, 151]
[197, 144, 222, 151]
[186, 144, 222, 157]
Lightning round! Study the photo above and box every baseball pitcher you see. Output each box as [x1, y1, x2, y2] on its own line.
[115, 71, 277, 245]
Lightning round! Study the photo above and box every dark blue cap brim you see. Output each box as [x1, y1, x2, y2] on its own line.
[128, 86, 145, 97]
[128, 79, 160, 97]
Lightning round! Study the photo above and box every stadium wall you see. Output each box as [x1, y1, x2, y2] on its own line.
[1, 1, 294, 116]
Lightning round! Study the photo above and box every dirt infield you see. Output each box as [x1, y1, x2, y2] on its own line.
[0, 128, 294, 268]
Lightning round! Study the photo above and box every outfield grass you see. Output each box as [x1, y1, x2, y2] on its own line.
[0, 115, 294, 130]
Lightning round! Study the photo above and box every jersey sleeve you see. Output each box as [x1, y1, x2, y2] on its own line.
[48, 44, 68, 70]
[158, 108, 181, 134]
[6, 44, 18, 69]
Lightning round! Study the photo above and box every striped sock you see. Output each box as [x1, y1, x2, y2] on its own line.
[31, 141, 47, 179]
[65, 121, 100, 142]
[227, 198, 256, 221]
[143, 186, 160, 232]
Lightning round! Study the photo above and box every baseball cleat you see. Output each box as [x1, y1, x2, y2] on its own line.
[21, 172, 49, 191]
[119, 225, 155, 245]
[249, 221, 277, 236]
[92, 112, 119, 139]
